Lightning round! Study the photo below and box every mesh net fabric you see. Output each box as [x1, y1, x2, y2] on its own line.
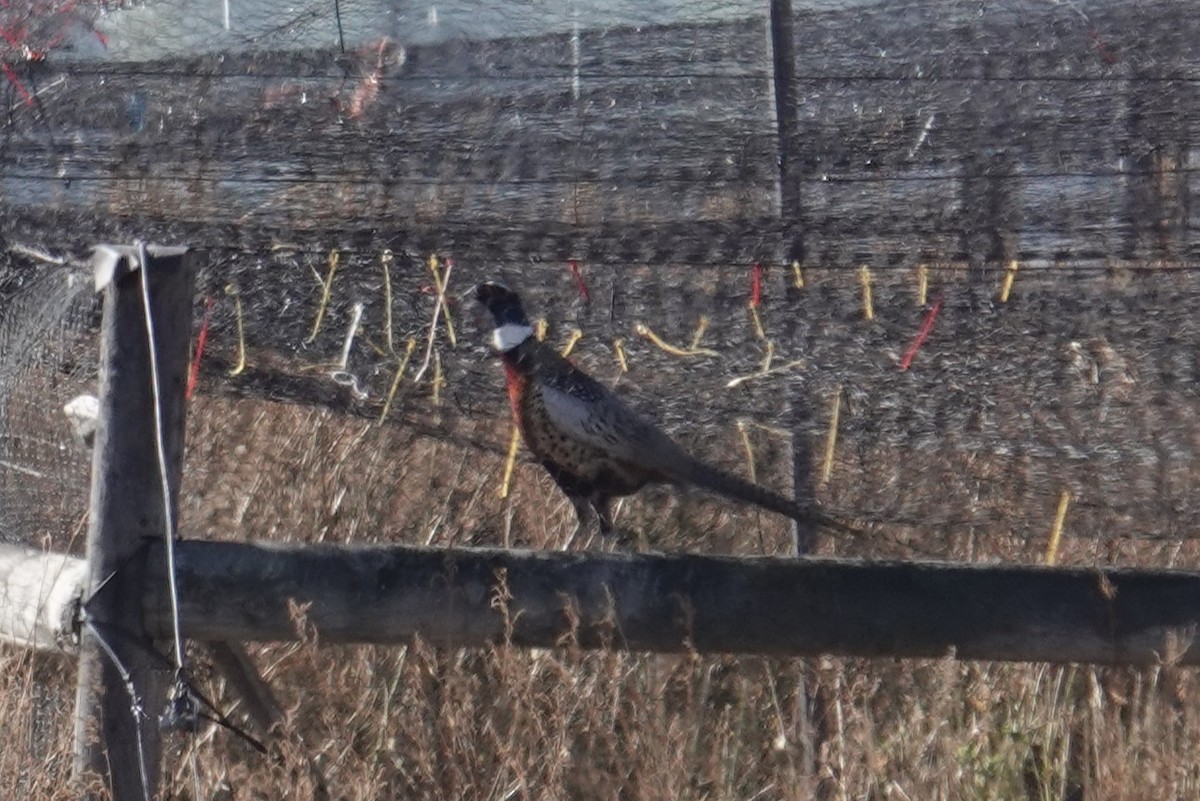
[0, 0, 1197, 559]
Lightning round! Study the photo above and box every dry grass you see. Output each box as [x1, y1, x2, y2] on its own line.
[4, 393, 1200, 800]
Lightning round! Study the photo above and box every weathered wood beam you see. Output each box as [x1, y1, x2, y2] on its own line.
[203, 641, 284, 739]
[0, 543, 85, 652]
[73, 244, 196, 801]
[149, 540, 1200, 666]
[10, 537, 1200, 667]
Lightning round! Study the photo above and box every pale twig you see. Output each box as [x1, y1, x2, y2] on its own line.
[560, 328, 583, 357]
[9, 242, 67, 265]
[336, 302, 364, 371]
[411, 259, 453, 385]
[736, 420, 757, 484]
[428, 256, 458, 347]
[726, 358, 805, 389]
[380, 250, 395, 354]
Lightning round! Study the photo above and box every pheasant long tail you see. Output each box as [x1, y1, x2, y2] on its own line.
[677, 459, 860, 536]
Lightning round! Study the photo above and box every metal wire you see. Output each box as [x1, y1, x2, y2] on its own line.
[135, 241, 187, 673]
[86, 620, 154, 801]
[136, 241, 202, 798]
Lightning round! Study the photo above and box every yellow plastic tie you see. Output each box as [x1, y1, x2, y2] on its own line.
[859, 265, 874, 321]
[821, 384, 843, 485]
[748, 305, 767, 342]
[379, 337, 417, 422]
[917, 263, 929, 307]
[759, 339, 775, 374]
[432, 350, 444, 406]
[1045, 490, 1071, 565]
[791, 260, 805, 289]
[1000, 259, 1019, 303]
[613, 338, 629, 372]
[560, 328, 583, 357]
[224, 284, 247, 376]
[306, 249, 340, 344]
[740, 419, 792, 438]
[634, 322, 719, 358]
[499, 428, 522, 498]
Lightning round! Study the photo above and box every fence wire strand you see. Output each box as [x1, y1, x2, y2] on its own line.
[135, 241, 204, 796]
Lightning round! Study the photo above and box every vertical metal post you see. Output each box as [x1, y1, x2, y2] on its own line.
[769, 0, 802, 224]
[73, 245, 195, 800]
[1123, 68, 1191, 262]
[769, 0, 819, 556]
[769, 8, 831, 796]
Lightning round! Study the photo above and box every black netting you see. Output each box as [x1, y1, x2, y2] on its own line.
[0, 258, 97, 548]
[3, 1, 1200, 797]
[2, 0, 1198, 558]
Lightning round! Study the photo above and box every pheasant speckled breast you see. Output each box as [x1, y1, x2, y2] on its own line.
[507, 344, 666, 501]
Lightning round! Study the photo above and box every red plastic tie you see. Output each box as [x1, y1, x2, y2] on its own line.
[186, 297, 216, 400]
[749, 263, 763, 308]
[568, 260, 590, 302]
[1089, 30, 1117, 64]
[899, 294, 942, 372]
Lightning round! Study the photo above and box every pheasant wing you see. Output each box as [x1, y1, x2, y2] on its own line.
[537, 375, 689, 475]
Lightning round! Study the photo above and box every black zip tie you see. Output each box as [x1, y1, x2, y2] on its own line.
[160, 670, 201, 734]
[84, 620, 267, 755]
[159, 670, 267, 754]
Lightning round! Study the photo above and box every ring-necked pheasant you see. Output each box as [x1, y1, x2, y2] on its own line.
[476, 281, 853, 543]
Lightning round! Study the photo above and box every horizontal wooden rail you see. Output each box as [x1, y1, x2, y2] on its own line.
[153, 540, 1200, 665]
[0, 543, 86, 652]
[6, 540, 1200, 665]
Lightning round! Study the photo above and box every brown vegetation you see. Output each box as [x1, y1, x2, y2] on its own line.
[5, 388, 1200, 800]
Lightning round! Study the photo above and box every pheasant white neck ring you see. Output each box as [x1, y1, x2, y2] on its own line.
[492, 323, 534, 352]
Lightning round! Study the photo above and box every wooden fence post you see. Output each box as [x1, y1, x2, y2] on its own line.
[72, 245, 196, 800]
